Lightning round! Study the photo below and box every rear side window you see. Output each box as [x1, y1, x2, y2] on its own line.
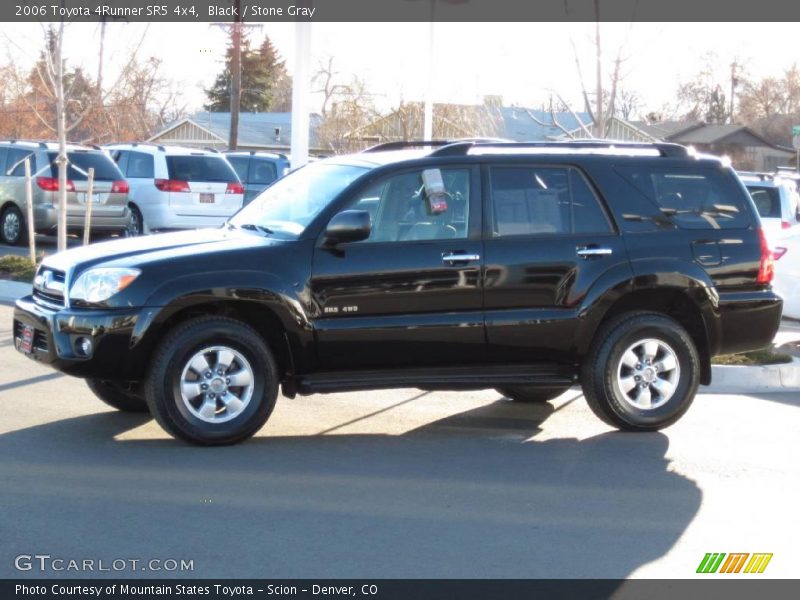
[126, 151, 154, 178]
[616, 166, 751, 229]
[166, 155, 238, 183]
[746, 186, 781, 218]
[47, 151, 122, 181]
[6, 148, 36, 176]
[489, 166, 612, 236]
[227, 156, 249, 182]
[249, 159, 278, 185]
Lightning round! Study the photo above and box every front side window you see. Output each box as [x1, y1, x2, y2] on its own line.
[342, 168, 471, 243]
[489, 166, 611, 236]
[230, 162, 368, 239]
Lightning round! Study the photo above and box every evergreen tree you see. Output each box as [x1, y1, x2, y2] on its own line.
[205, 35, 290, 112]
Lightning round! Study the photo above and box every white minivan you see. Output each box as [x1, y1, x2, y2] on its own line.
[105, 144, 244, 235]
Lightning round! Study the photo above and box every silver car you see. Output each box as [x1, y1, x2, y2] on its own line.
[0, 140, 132, 245]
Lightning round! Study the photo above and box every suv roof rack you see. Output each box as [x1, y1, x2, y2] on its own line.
[429, 140, 691, 158]
[362, 138, 512, 153]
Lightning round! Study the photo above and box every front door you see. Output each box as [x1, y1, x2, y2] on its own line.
[310, 165, 485, 370]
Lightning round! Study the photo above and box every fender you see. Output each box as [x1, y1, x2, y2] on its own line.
[577, 257, 721, 358]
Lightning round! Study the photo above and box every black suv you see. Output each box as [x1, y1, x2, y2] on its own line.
[13, 141, 783, 445]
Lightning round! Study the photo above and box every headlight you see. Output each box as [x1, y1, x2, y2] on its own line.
[70, 268, 141, 303]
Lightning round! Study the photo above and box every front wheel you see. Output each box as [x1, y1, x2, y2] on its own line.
[144, 317, 279, 445]
[581, 311, 699, 431]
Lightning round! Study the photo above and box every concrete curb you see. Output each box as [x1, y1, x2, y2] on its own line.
[0, 279, 32, 305]
[709, 356, 800, 394]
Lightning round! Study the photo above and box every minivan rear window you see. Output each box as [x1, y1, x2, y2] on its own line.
[615, 166, 751, 229]
[47, 151, 123, 181]
[746, 186, 781, 219]
[166, 155, 238, 183]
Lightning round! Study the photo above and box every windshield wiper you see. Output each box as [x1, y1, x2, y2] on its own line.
[235, 223, 275, 235]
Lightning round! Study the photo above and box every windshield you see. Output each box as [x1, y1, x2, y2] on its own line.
[229, 162, 369, 238]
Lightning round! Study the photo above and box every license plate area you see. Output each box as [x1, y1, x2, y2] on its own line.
[79, 193, 103, 204]
[199, 193, 215, 204]
[18, 324, 34, 354]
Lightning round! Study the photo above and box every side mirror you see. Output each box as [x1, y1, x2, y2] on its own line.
[324, 210, 371, 245]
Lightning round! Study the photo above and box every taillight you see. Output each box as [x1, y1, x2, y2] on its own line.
[111, 180, 129, 194]
[757, 227, 774, 284]
[773, 247, 788, 260]
[781, 220, 791, 230]
[154, 179, 190, 193]
[36, 177, 75, 192]
[226, 182, 244, 195]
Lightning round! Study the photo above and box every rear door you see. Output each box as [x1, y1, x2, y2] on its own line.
[165, 154, 243, 217]
[482, 164, 629, 363]
[310, 165, 485, 370]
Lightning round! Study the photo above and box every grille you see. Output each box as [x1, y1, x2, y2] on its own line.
[32, 267, 66, 308]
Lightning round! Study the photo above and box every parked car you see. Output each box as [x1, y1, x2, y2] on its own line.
[105, 144, 244, 234]
[771, 236, 800, 320]
[13, 140, 782, 445]
[225, 151, 289, 205]
[0, 140, 131, 245]
[739, 173, 800, 244]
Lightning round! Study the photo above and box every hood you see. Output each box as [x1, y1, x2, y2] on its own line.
[42, 228, 275, 273]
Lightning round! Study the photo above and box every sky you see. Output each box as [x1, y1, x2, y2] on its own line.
[1, 21, 798, 119]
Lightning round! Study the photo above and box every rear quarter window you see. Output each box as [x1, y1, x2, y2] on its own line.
[746, 186, 781, 219]
[615, 166, 752, 230]
[166, 155, 238, 183]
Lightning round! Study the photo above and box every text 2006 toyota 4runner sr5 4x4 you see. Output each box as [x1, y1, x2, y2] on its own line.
[13, 141, 783, 445]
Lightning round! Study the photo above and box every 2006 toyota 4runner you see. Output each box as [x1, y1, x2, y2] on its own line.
[13, 140, 783, 445]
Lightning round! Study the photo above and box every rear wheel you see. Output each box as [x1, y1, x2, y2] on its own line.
[581, 311, 699, 431]
[144, 317, 279, 445]
[1, 205, 26, 246]
[86, 379, 148, 413]
[124, 205, 144, 237]
[497, 385, 571, 403]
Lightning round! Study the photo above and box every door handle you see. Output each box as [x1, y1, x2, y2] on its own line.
[442, 252, 481, 264]
[576, 246, 612, 258]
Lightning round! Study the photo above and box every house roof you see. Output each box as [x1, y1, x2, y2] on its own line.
[496, 107, 593, 141]
[149, 112, 322, 149]
[630, 120, 705, 140]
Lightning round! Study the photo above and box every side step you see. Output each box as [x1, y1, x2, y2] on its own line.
[293, 364, 577, 395]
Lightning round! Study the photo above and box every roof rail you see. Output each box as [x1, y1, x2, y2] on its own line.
[363, 138, 514, 153]
[429, 140, 691, 158]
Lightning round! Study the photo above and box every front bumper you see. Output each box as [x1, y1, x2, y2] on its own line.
[13, 296, 149, 380]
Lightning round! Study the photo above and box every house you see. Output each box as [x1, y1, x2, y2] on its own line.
[147, 112, 323, 153]
[630, 120, 795, 171]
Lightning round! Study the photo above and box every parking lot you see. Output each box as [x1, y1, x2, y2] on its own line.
[0, 302, 798, 579]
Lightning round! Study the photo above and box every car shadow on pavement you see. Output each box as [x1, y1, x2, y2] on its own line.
[0, 397, 701, 581]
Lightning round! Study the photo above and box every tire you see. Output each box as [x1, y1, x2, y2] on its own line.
[497, 385, 571, 403]
[581, 311, 700, 431]
[1, 204, 27, 246]
[124, 204, 144, 237]
[144, 316, 279, 445]
[86, 379, 149, 413]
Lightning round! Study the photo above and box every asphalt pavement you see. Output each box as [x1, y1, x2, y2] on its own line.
[0, 305, 798, 580]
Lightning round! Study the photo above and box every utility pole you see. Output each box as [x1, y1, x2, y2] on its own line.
[212, 0, 261, 150]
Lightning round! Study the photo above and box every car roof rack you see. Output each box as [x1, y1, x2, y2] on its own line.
[428, 140, 691, 158]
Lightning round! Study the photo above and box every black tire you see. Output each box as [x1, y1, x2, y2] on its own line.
[1, 204, 27, 246]
[144, 316, 279, 445]
[86, 379, 149, 413]
[124, 204, 144, 237]
[497, 385, 571, 403]
[581, 311, 700, 431]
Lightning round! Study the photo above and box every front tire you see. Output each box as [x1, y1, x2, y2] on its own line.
[497, 385, 571, 403]
[581, 311, 699, 431]
[144, 317, 279, 445]
[86, 379, 148, 413]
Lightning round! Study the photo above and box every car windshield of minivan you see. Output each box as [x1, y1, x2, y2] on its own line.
[229, 162, 368, 238]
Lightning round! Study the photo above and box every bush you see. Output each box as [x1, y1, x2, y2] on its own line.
[0, 255, 36, 282]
